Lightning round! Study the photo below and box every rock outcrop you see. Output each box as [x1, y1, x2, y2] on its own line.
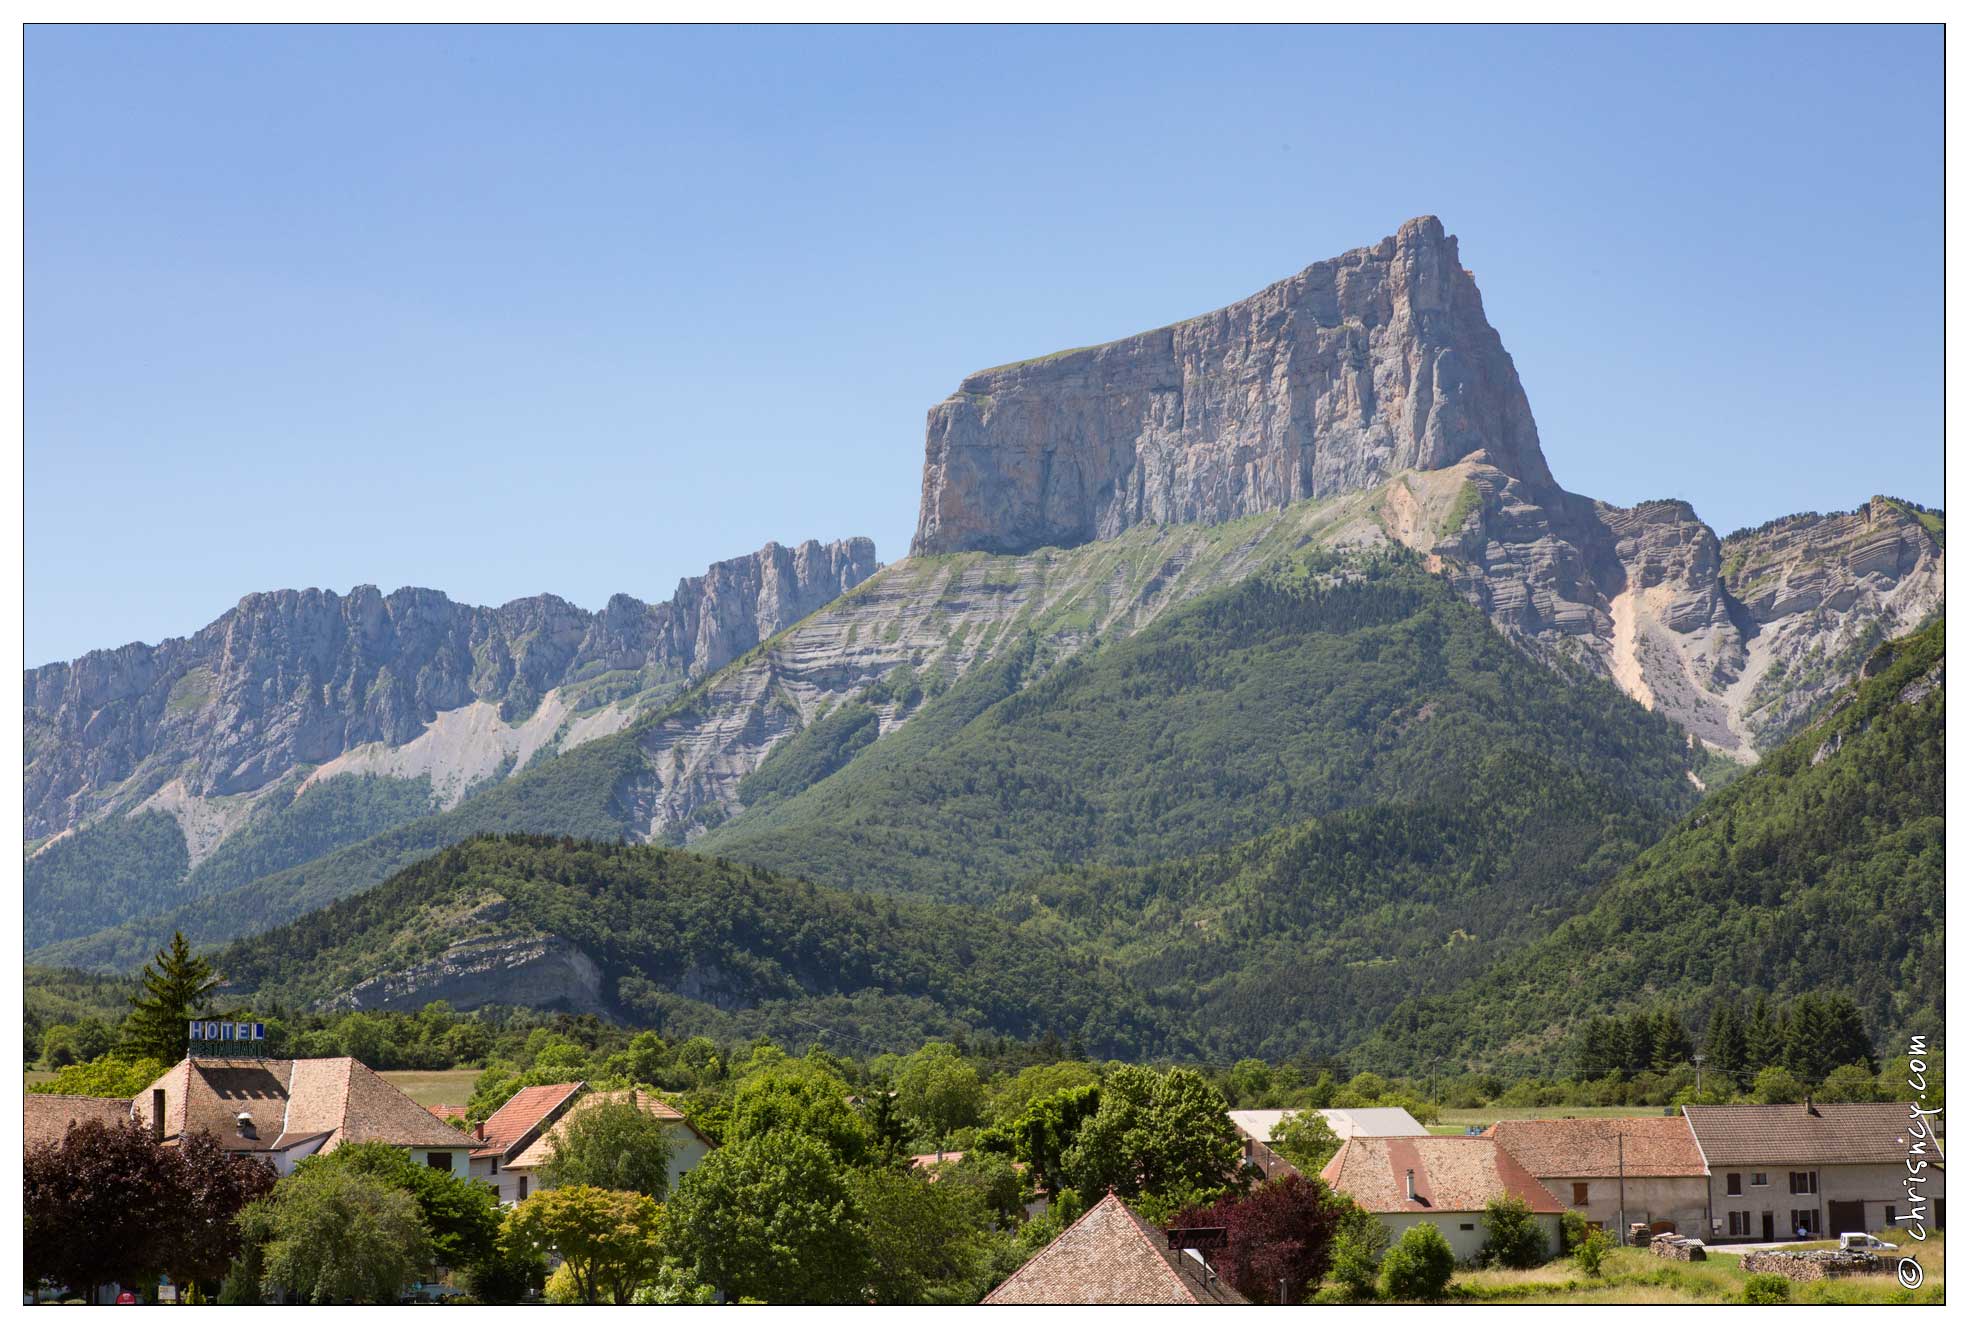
[912, 216, 1554, 556]
[907, 217, 1940, 757]
[25, 537, 878, 844]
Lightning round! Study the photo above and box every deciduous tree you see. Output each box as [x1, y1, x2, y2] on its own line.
[501, 1185, 664, 1306]
[539, 1099, 675, 1199]
[666, 1129, 873, 1304]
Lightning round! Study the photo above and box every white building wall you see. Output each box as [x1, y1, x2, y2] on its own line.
[1372, 1211, 1562, 1266]
[1703, 1161, 1946, 1242]
[408, 1146, 471, 1180]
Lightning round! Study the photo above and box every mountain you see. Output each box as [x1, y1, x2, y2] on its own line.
[208, 833, 1184, 1059]
[909, 217, 1941, 760]
[27, 216, 1938, 979]
[911, 215, 1554, 556]
[1353, 615, 1944, 1076]
[694, 549, 1697, 903]
[24, 537, 877, 948]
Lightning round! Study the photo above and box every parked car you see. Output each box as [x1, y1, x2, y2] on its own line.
[1838, 1233, 1899, 1253]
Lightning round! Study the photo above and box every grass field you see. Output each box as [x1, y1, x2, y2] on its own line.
[1448, 1239, 1943, 1305]
[378, 1068, 484, 1107]
[1428, 1105, 1674, 1134]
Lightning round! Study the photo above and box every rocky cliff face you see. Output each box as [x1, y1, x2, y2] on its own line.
[912, 216, 1554, 556]
[904, 217, 1940, 759]
[25, 538, 877, 846]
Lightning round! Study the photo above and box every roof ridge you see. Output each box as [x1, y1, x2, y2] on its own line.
[1114, 1193, 1202, 1304]
[984, 1191, 1127, 1302]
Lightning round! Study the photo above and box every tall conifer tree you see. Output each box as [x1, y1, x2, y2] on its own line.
[121, 931, 221, 1063]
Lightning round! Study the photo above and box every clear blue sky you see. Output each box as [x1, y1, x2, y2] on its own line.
[26, 24, 1942, 666]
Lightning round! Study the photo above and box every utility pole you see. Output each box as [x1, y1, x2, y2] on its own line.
[1617, 1133, 1628, 1246]
[1694, 1053, 1705, 1096]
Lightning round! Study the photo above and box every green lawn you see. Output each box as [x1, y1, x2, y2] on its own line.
[378, 1068, 484, 1108]
[1429, 1105, 1674, 1134]
[1448, 1238, 1943, 1305]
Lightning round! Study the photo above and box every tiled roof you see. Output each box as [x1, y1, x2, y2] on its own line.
[1320, 1135, 1564, 1214]
[1227, 1107, 1429, 1144]
[427, 1103, 471, 1123]
[984, 1192, 1245, 1304]
[1482, 1116, 1706, 1179]
[25, 1095, 133, 1150]
[133, 1058, 476, 1155]
[337, 1061, 478, 1150]
[476, 1082, 584, 1161]
[1682, 1103, 1939, 1166]
[507, 1089, 701, 1170]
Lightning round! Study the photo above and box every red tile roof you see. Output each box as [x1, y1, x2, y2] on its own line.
[24, 1095, 133, 1151]
[1682, 1103, 1940, 1166]
[1320, 1135, 1564, 1214]
[426, 1103, 471, 1123]
[1482, 1116, 1706, 1178]
[983, 1192, 1246, 1305]
[474, 1082, 583, 1161]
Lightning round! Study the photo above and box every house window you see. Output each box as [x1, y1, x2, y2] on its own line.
[1726, 1173, 1743, 1197]
[1790, 1209, 1821, 1237]
[1573, 1182, 1590, 1206]
[1789, 1171, 1818, 1195]
[1751, 1172, 1768, 1187]
[1728, 1211, 1752, 1236]
[518, 1175, 529, 1201]
[426, 1152, 452, 1173]
[1886, 1204, 1898, 1226]
[1459, 1223, 1475, 1231]
[490, 1159, 499, 1175]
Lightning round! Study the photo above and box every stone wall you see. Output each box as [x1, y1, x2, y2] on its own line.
[1738, 1250, 1884, 1283]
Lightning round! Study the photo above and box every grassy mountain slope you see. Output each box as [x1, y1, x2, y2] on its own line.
[214, 833, 1183, 1058]
[697, 548, 1699, 902]
[1355, 617, 1945, 1076]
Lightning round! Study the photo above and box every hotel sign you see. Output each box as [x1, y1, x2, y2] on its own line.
[188, 1020, 266, 1042]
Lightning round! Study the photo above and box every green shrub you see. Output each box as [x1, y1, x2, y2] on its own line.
[1479, 1194, 1548, 1269]
[1572, 1228, 1611, 1278]
[1743, 1273, 1793, 1305]
[1560, 1209, 1589, 1254]
[1379, 1222, 1455, 1301]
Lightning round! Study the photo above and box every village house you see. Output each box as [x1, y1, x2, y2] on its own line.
[129, 1056, 479, 1176]
[501, 1087, 713, 1200]
[1320, 1135, 1565, 1264]
[1682, 1101, 1946, 1242]
[1482, 1115, 1709, 1239]
[447, 1081, 585, 1205]
[1227, 1106, 1429, 1180]
[983, 1191, 1245, 1304]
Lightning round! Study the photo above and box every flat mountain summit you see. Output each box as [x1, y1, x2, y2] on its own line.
[912, 215, 1553, 557]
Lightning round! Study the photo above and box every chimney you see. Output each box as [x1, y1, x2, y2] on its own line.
[150, 1088, 165, 1143]
[1405, 1169, 1417, 1201]
[236, 1110, 257, 1139]
[1805, 1094, 1818, 1116]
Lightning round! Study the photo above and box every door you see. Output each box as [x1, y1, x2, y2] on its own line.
[1828, 1201, 1865, 1235]
[1761, 1212, 1774, 1241]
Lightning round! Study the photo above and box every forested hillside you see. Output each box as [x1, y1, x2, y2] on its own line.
[1356, 616, 1945, 1076]
[998, 748, 1666, 1059]
[24, 774, 438, 950]
[698, 549, 1699, 901]
[213, 834, 1184, 1058]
